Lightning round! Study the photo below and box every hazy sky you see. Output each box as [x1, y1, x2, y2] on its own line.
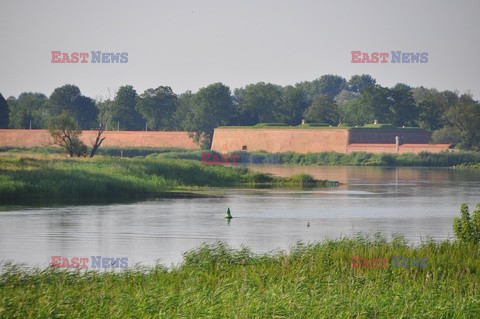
[1, 0, 479, 100]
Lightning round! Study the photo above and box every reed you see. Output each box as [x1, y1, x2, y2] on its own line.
[1, 235, 479, 318]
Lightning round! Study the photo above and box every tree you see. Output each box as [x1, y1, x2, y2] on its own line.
[389, 83, 418, 127]
[0, 93, 8, 128]
[234, 82, 281, 125]
[48, 111, 87, 157]
[342, 85, 393, 126]
[444, 94, 480, 150]
[74, 95, 98, 130]
[47, 84, 98, 129]
[296, 75, 346, 104]
[342, 85, 419, 127]
[335, 89, 360, 124]
[109, 85, 143, 130]
[184, 83, 234, 149]
[303, 94, 339, 125]
[89, 99, 111, 157]
[136, 86, 178, 130]
[431, 126, 462, 145]
[174, 91, 194, 130]
[274, 86, 308, 125]
[7, 93, 47, 129]
[346, 74, 376, 93]
[412, 87, 458, 131]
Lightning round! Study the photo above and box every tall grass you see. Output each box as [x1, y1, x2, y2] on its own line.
[275, 151, 480, 166]
[1, 235, 479, 318]
[3, 147, 480, 167]
[0, 155, 332, 203]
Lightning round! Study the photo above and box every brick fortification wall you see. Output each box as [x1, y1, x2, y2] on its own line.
[0, 128, 451, 154]
[210, 128, 451, 154]
[0, 129, 200, 149]
[210, 128, 350, 153]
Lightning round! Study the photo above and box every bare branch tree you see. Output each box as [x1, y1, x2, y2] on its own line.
[90, 90, 113, 157]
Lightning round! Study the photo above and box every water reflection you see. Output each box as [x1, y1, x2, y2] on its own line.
[0, 166, 479, 268]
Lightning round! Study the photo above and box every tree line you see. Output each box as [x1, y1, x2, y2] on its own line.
[0, 74, 479, 150]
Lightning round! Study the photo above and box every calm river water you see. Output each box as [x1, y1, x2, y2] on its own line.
[1, 166, 479, 268]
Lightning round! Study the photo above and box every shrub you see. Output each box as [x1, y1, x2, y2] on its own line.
[453, 203, 480, 243]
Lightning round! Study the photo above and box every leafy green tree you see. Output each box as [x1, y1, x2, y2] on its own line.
[342, 85, 418, 127]
[303, 94, 339, 125]
[335, 89, 360, 124]
[47, 85, 98, 129]
[184, 83, 234, 149]
[48, 111, 87, 157]
[234, 82, 281, 125]
[431, 126, 462, 145]
[0, 93, 8, 128]
[389, 83, 419, 127]
[274, 86, 308, 125]
[335, 89, 360, 106]
[346, 74, 376, 93]
[74, 95, 98, 130]
[136, 86, 178, 130]
[413, 87, 458, 131]
[296, 75, 346, 104]
[109, 85, 143, 130]
[444, 94, 480, 150]
[342, 85, 393, 126]
[174, 91, 194, 130]
[7, 93, 47, 129]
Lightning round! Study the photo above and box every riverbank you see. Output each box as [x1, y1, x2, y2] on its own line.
[3, 146, 479, 167]
[0, 154, 336, 204]
[1, 236, 479, 318]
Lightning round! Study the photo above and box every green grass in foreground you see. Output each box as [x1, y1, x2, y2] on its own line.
[0, 154, 334, 203]
[1, 235, 479, 318]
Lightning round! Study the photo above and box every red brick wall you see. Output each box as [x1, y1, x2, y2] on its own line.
[211, 128, 350, 153]
[0, 129, 451, 154]
[211, 128, 450, 154]
[0, 129, 199, 149]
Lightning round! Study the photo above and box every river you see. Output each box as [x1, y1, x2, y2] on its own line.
[0, 166, 479, 268]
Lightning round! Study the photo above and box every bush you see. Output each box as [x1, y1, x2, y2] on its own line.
[453, 203, 480, 243]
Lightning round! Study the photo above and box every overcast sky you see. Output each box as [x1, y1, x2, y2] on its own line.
[1, 0, 479, 100]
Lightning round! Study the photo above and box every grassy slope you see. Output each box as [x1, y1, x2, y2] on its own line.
[1, 236, 479, 318]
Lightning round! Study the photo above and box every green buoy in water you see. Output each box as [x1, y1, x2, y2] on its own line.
[226, 207, 233, 219]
